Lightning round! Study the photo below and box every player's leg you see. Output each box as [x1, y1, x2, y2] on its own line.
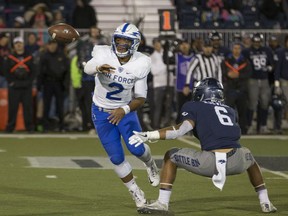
[138, 150, 175, 214]
[120, 111, 159, 186]
[247, 79, 259, 134]
[258, 80, 271, 134]
[91, 104, 146, 207]
[247, 161, 277, 213]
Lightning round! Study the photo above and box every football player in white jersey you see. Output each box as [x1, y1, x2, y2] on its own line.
[84, 23, 159, 208]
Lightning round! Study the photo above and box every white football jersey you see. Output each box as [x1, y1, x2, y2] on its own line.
[84, 45, 151, 109]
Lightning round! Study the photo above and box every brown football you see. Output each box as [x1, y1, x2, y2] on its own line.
[48, 23, 80, 43]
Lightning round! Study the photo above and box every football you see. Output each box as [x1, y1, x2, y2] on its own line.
[48, 23, 80, 43]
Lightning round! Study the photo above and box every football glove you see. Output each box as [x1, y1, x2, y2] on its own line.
[129, 131, 149, 147]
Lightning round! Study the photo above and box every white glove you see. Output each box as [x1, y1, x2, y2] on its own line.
[129, 131, 149, 147]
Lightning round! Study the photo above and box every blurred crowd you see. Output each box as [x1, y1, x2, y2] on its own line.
[174, 0, 288, 29]
[0, 0, 287, 135]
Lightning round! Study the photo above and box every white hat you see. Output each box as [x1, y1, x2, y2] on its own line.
[13, 36, 24, 44]
[15, 16, 25, 24]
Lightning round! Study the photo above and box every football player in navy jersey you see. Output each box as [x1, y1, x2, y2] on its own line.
[129, 77, 277, 214]
[274, 35, 288, 133]
[242, 33, 274, 134]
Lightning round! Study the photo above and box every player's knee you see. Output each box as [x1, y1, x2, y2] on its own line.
[110, 154, 124, 165]
[165, 148, 179, 161]
[128, 144, 145, 157]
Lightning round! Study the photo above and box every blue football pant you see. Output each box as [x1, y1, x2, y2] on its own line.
[92, 103, 145, 165]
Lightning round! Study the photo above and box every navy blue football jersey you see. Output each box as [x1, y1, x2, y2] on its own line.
[180, 101, 241, 151]
[242, 46, 274, 79]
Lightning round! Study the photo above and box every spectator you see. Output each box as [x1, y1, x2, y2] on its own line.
[222, 42, 252, 134]
[25, 33, 40, 56]
[72, 0, 97, 29]
[241, 33, 252, 49]
[74, 26, 108, 133]
[38, 40, 70, 132]
[242, 33, 274, 134]
[3, 37, 36, 133]
[24, 3, 53, 46]
[51, 10, 66, 25]
[25, 3, 53, 28]
[13, 16, 25, 28]
[150, 38, 172, 129]
[175, 39, 194, 123]
[0, 32, 11, 88]
[0, 17, 6, 28]
[260, 0, 286, 28]
[192, 37, 203, 53]
[137, 32, 154, 131]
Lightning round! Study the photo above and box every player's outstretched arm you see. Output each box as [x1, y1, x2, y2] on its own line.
[129, 120, 194, 147]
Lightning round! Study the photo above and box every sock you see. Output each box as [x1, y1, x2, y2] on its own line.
[124, 178, 138, 191]
[257, 189, 270, 204]
[139, 144, 153, 167]
[158, 189, 172, 205]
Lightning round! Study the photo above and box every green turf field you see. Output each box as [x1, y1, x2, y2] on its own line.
[0, 134, 287, 216]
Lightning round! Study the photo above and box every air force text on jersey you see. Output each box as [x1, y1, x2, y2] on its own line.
[103, 71, 135, 84]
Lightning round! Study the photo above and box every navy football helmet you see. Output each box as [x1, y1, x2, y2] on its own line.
[192, 78, 224, 102]
[271, 93, 286, 111]
[252, 33, 264, 42]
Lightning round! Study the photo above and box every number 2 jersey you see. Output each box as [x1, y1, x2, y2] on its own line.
[180, 101, 241, 151]
[84, 45, 151, 109]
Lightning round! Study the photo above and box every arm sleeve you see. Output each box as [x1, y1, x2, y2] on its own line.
[84, 45, 104, 75]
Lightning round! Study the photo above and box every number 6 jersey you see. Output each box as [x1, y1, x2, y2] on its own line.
[84, 45, 151, 109]
[180, 101, 241, 151]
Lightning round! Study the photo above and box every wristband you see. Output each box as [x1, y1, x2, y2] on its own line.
[121, 105, 130, 114]
[147, 131, 160, 140]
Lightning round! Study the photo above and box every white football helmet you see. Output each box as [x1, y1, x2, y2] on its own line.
[112, 23, 141, 58]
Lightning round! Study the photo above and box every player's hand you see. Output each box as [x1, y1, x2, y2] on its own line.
[183, 86, 190, 96]
[129, 131, 149, 147]
[107, 108, 125, 125]
[228, 71, 239, 78]
[97, 64, 116, 73]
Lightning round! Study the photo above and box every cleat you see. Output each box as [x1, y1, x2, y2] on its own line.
[260, 202, 277, 213]
[130, 187, 147, 208]
[137, 200, 168, 214]
[146, 160, 160, 187]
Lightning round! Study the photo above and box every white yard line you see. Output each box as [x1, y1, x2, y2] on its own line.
[178, 137, 288, 180]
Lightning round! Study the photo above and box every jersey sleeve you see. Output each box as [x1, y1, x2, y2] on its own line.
[180, 101, 197, 122]
[84, 45, 109, 75]
[138, 55, 151, 78]
[134, 76, 148, 98]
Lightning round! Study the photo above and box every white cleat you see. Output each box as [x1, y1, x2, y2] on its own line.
[146, 160, 160, 187]
[129, 187, 147, 208]
[137, 200, 168, 214]
[260, 202, 277, 213]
